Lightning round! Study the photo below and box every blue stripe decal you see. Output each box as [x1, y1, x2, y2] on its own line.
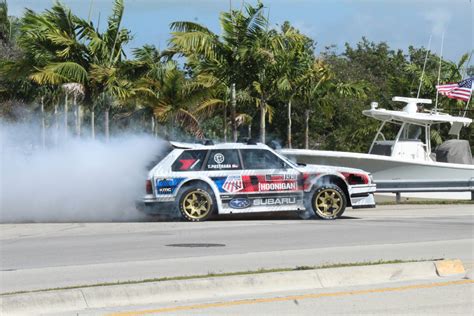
[211, 177, 227, 193]
[155, 178, 185, 195]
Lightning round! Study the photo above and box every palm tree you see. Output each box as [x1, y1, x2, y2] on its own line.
[151, 62, 205, 138]
[82, 0, 132, 140]
[274, 22, 313, 148]
[250, 24, 309, 144]
[0, 0, 14, 44]
[130, 44, 168, 136]
[193, 76, 255, 141]
[297, 59, 368, 149]
[170, 2, 267, 141]
[15, 2, 89, 138]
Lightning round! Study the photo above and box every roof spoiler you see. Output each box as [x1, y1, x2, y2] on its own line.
[169, 141, 205, 149]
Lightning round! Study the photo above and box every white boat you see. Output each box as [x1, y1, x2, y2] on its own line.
[280, 97, 474, 198]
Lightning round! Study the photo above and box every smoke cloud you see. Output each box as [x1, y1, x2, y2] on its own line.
[0, 122, 168, 223]
[423, 8, 451, 38]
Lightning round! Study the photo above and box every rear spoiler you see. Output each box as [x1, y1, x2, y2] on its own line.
[169, 141, 205, 149]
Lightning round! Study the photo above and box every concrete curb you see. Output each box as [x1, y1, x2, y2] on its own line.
[434, 259, 466, 276]
[0, 260, 464, 315]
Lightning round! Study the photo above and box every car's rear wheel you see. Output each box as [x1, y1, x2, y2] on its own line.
[177, 185, 216, 222]
[310, 184, 346, 220]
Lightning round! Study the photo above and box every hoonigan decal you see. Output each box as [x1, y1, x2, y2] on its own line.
[258, 182, 297, 191]
[212, 175, 301, 193]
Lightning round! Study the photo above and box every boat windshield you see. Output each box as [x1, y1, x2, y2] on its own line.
[399, 124, 425, 141]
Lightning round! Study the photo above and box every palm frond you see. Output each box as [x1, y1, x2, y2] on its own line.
[176, 108, 204, 138]
[194, 98, 224, 115]
[30, 61, 88, 85]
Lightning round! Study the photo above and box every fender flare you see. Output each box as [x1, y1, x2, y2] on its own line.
[305, 173, 351, 206]
[175, 177, 223, 213]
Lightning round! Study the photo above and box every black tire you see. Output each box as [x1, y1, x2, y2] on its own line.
[176, 184, 216, 222]
[308, 184, 347, 220]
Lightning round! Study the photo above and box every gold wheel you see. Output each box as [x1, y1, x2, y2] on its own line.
[181, 189, 212, 220]
[314, 188, 343, 218]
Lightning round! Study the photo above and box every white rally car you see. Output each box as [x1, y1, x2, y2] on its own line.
[137, 141, 376, 221]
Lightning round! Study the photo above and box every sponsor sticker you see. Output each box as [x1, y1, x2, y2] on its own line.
[155, 178, 185, 195]
[229, 198, 251, 209]
[214, 153, 225, 164]
[265, 174, 297, 181]
[222, 175, 244, 193]
[207, 163, 239, 169]
[178, 159, 200, 171]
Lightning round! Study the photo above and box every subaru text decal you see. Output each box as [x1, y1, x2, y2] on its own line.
[253, 197, 297, 206]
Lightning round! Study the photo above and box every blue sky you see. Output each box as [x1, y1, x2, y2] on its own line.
[9, 0, 473, 62]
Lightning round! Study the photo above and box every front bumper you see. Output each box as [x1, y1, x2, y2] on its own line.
[350, 193, 376, 209]
[350, 184, 376, 209]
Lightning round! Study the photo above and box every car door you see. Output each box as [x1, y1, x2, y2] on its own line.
[203, 149, 248, 211]
[239, 148, 304, 211]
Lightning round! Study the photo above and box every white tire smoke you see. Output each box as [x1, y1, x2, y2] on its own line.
[0, 123, 167, 222]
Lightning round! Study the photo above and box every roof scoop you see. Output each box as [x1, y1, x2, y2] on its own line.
[392, 96, 432, 114]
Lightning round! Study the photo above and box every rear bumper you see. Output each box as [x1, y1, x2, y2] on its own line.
[135, 195, 176, 215]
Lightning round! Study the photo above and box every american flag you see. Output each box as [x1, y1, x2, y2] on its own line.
[436, 77, 473, 102]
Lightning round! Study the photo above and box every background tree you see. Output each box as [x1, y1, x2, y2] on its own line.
[170, 1, 267, 141]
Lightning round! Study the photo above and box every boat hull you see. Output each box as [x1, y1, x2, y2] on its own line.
[280, 149, 474, 193]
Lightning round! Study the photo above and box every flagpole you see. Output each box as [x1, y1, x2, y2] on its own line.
[434, 33, 444, 112]
[462, 92, 472, 118]
[462, 53, 473, 118]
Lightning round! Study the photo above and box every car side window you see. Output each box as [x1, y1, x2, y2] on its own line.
[205, 150, 241, 170]
[172, 150, 207, 171]
[240, 149, 288, 170]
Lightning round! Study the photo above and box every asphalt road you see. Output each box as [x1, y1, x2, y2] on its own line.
[1, 204, 473, 293]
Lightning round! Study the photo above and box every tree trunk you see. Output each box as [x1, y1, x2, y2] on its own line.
[77, 105, 82, 138]
[54, 102, 59, 145]
[231, 83, 237, 142]
[73, 94, 82, 137]
[304, 109, 310, 149]
[41, 96, 45, 149]
[64, 93, 68, 138]
[287, 99, 292, 148]
[260, 99, 266, 144]
[248, 123, 251, 138]
[73, 94, 78, 136]
[151, 115, 155, 137]
[223, 99, 228, 142]
[91, 105, 95, 140]
[105, 108, 110, 141]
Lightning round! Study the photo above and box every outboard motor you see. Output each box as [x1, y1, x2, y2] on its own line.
[435, 139, 473, 164]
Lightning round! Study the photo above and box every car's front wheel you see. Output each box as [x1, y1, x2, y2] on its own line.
[177, 185, 216, 222]
[310, 184, 347, 220]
